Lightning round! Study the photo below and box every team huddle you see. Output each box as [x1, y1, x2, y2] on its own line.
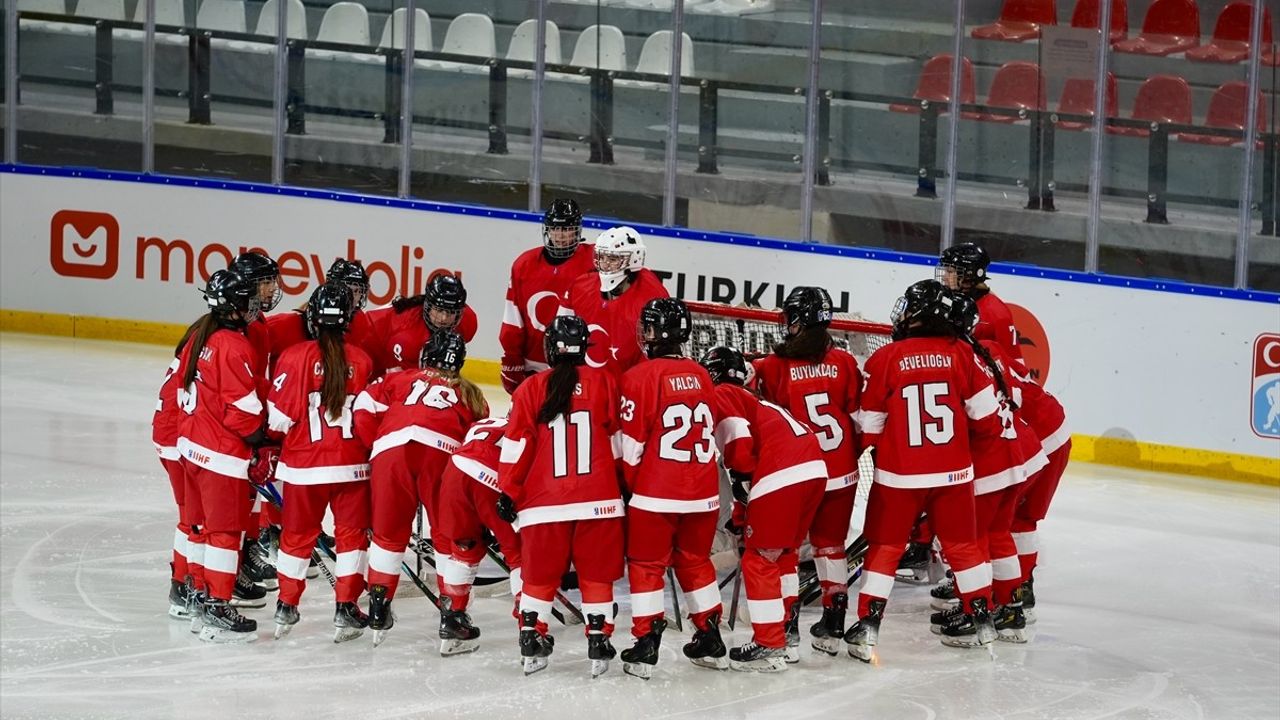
[151, 199, 1070, 677]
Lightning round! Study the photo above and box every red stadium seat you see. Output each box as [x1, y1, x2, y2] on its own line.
[1110, 74, 1192, 137]
[1179, 81, 1265, 145]
[1055, 73, 1118, 131]
[1186, 1, 1273, 63]
[890, 54, 977, 114]
[972, 61, 1046, 123]
[1113, 0, 1201, 56]
[1070, 0, 1129, 43]
[971, 0, 1057, 42]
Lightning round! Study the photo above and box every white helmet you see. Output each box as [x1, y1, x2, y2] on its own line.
[593, 226, 646, 293]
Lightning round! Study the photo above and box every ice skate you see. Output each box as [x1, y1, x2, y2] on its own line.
[843, 599, 885, 663]
[198, 598, 258, 643]
[242, 537, 278, 590]
[930, 574, 959, 611]
[367, 584, 394, 647]
[993, 602, 1030, 643]
[187, 590, 207, 634]
[333, 601, 368, 643]
[895, 541, 931, 584]
[230, 570, 268, 609]
[682, 611, 727, 670]
[519, 611, 554, 676]
[1019, 577, 1037, 624]
[929, 603, 965, 635]
[273, 600, 299, 639]
[586, 614, 616, 678]
[728, 640, 787, 673]
[621, 618, 666, 680]
[809, 592, 847, 656]
[168, 578, 192, 620]
[783, 602, 801, 663]
[439, 597, 480, 656]
[939, 598, 997, 649]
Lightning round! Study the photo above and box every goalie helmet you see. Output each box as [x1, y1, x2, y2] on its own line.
[204, 269, 261, 326]
[326, 258, 370, 310]
[544, 315, 589, 366]
[543, 198, 583, 260]
[936, 242, 990, 291]
[593, 226, 646, 293]
[420, 329, 467, 373]
[699, 346, 749, 386]
[305, 281, 354, 338]
[423, 274, 467, 332]
[639, 297, 692, 355]
[890, 279, 956, 341]
[782, 286, 834, 330]
[231, 251, 283, 312]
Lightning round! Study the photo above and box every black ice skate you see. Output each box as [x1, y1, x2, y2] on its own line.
[586, 614, 616, 678]
[242, 537, 278, 590]
[993, 602, 1030, 643]
[439, 597, 480, 656]
[187, 589, 207, 634]
[896, 541, 932, 584]
[334, 601, 368, 643]
[810, 592, 847, 656]
[273, 601, 299, 639]
[930, 573, 959, 611]
[929, 602, 965, 635]
[783, 602, 801, 663]
[1019, 577, 1037, 624]
[367, 585, 395, 647]
[843, 599, 886, 663]
[939, 598, 997, 649]
[198, 598, 258, 643]
[519, 611, 554, 676]
[621, 618, 666, 680]
[231, 570, 268, 609]
[682, 611, 727, 671]
[728, 640, 787, 673]
[169, 577, 192, 620]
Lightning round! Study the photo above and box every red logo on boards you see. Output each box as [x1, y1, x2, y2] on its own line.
[50, 210, 120, 279]
[1008, 303, 1050, 385]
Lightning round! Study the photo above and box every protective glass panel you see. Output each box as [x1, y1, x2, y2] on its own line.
[1248, 42, 1278, 291]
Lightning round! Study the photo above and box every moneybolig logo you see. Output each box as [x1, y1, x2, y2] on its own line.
[50, 210, 120, 279]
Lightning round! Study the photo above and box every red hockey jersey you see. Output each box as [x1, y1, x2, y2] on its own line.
[967, 340, 1042, 496]
[176, 328, 265, 479]
[152, 356, 183, 461]
[450, 417, 508, 493]
[854, 336, 1004, 489]
[973, 291, 1023, 362]
[617, 357, 721, 514]
[352, 370, 487, 459]
[753, 346, 862, 491]
[368, 304, 479, 374]
[266, 309, 385, 379]
[266, 341, 374, 485]
[557, 269, 669, 377]
[1006, 359, 1069, 455]
[246, 315, 272, 399]
[500, 245, 595, 372]
[709, 383, 827, 503]
[499, 366, 625, 529]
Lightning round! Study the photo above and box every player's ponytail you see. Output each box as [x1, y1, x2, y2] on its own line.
[538, 363, 579, 425]
[966, 337, 1016, 411]
[317, 327, 351, 420]
[773, 325, 832, 363]
[451, 375, 489, 419]
[391, 294, 426, 313]
[180, 314, 221, 388]
[174, 317, 202, 358]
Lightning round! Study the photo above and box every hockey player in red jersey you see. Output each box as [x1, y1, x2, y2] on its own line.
[353, 330, 488, 646]
[499, 199, 595, 394]
[265, 260, 380, 377]
[702, 346, 827, 673]
[177, 269, 269, 643]
[845, 280, 1005, 660]
[557, 226, 669, 377]
[937, 242, 1022, 361]
[434, 417, 522, 655]
[265, 282, 374, 643]
[752, 286, 862, 658]
[616, 298, 724, 679]
[154, 333, 194, 620]
[498, 315, 625, 678]
[368, 273, 479, 374]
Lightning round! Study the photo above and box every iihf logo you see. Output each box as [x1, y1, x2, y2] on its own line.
[1252, 333, 1280, 439]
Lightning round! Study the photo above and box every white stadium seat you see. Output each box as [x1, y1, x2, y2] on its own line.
[418, 12, 494, 73]
[568, 24, 626, 71]
[506, 18, 562, 65]
[308, 1, 370, 61]
[634, 30, 694, 76]
[376, 7, 432, 51]
[195, 0, 246, 33]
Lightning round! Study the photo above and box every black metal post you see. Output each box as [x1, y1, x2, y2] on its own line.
[285, 40, 305, 135]
[697, 80, 718, 174]
[1145, 125, 1169, 224]
[1263, 131, 1276, 236]
[382, 49, 402, 144]
[1026, 109, 1042, 209]
[915, 103, 939, 199]
[1040, 116, 1056, 211]
[187, 31, 211, 125]
[816, 91, 831, 186]
[588, 71, 602, 164]
[587, 70, 614, 165]
[488, 61, 508, 155]
[93, 21, 114, 115]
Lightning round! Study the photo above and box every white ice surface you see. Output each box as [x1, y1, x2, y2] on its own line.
[2, 333, 1278, 720]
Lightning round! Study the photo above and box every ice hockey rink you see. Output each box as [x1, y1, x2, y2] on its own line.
[1, 333, 1277, 720]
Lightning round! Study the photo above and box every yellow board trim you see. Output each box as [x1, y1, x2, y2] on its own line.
[3, 308, 1276, 486]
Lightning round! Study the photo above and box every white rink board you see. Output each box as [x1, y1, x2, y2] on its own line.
[1, 171, 1278, 460]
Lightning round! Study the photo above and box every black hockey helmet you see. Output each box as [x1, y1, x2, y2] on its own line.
[543, 198, 583, 259]
[326, 258, 370, 310]
[936, 242, 990, 290]
[890, 279, 957, 341]
[699, 345, 749, 386]
[231, 251, 282, 312]
[639, 297, 692, 353]
[204, 268, 261, 326]
[420, 329, 467, 373]
[305, 281, 354, 338]
[782, 286, 834, 330]
[544, 315, 589, 366]
[423, 274, 467, 332]
[946, 291, 979, 337]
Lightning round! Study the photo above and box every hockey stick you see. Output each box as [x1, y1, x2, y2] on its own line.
[474, 541, 575, 625]
[667, 568, 684, 632]
[251, 483, 338, 589]
[727, 565, 743, 631]
[797, 535, 870, 608]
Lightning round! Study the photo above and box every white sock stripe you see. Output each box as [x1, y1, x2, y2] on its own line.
[519, 594, 553, 617]
[508, 567, 523, 597]
[781, 572, 800, 598]
[368, 542, 405, 575]
[277, 551, 310, 581]
[1012, 531, 1039, 555]
[335, 549, 368, 577]
[188, 541, 206, 565]
[630, 589, 666, 617]
[251, 495, 263, 512]
[814, 556, 847, 584]
[684, 581, 723, 614]
[746, 598, 785, 624]
[992, 555, 1021, 581]
[439, 556, 479, 586]
[203, 545, 239, 575]
[581, 602, 612, 619]
[953, 563, 994, 594]
[172, 529, 189, 558]
[859, 570, 896, 600]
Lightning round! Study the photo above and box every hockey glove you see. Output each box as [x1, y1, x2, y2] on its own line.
[729, 471, 752, 506]
[248, 445, 280, 486]
[500, 361, 528, 395]
[496, 493, 518, 524]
